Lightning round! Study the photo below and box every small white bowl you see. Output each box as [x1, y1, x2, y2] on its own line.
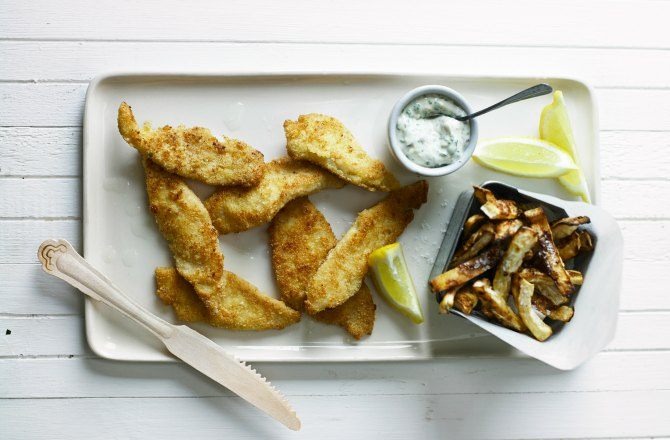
[388, 85, 479, 177]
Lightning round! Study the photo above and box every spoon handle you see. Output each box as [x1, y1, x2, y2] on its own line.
[460, 83, 553, 121]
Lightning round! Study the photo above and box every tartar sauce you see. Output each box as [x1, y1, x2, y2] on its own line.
[396, 94, 471, 168]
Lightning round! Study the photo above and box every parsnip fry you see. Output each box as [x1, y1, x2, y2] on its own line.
[578, 230, 594, 251]
[547, 305, 574, 322]
[493, 227, 539, 297]
[494, 219, 524, 241]
[430, 246, 504, 293]
[450, 223, 495, 267]
[453, 285, 479, 315]
[551, 216, 591, 240]
[473, 279, 524, 331]
[558, 231, 581, 261]
[512, 277, 552, 341]
[473, 186, 520, 220]
[463, 214, 487, 239]
[525, 207, 574, 295]
[519, 268, 582, 305]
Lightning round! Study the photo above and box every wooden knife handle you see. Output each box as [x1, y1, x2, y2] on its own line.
[38, 239, 172, 339]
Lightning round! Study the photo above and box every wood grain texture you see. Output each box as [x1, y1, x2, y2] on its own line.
[1, 391, 669, 439]
[3, 84, 670, 130]
[1, 311, 667, 357]
[1, 42, 670, 88]
[0, 220, 80, 263]
[2, 0, 669, 48]
[0, 178, 80, 218]
[1, 1, 669, 437]
[0, 127, 81, 176]
[7, 177, 667, 220]
[0, 264, 82, 315]
[3, 128, 668, 180]
[3, 352, 670, 398]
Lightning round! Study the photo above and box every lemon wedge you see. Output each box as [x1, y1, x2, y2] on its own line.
[473, 137, 578, 178]
[368, 243, 424, 324]
[539, 90, 591, 202]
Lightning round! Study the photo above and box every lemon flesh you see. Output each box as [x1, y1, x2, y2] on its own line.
[368, 243, 424, 324]
[473, 137, 578, 178]
[539, 91, 591, 202]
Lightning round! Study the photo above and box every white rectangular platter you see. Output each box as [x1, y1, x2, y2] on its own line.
[84, 73, 599, 362]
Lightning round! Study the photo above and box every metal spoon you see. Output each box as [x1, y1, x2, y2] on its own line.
[428, 83, 553, 121]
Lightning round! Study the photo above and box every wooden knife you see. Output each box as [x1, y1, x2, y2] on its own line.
[37, 239, 301, 431]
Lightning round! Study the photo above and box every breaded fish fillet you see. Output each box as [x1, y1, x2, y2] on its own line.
[119, 102, 264, 187]
[144, 157, 222, 300]
[306, 181, 428, 314]
[155, 267, 300, 330]
[144, 158, 299, 330]
[205, 157, 345, 234]
[284, 113, 400, 192]
[269, 197, 375, 339]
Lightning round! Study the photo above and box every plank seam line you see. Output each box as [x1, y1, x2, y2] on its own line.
[0, 176, 80, 179]
[2, 38, 670, 51]
[0, 313, 81, 318]
[2, 310, 667, 319]
[3, 389, 670, 400]
[2, 79, 670, 91]
[0, 216, 81, 221]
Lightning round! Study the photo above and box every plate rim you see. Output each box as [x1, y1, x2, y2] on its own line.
[83, 71, 600, 362]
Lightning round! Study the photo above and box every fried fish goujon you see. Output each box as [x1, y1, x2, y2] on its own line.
[205, 157, 345, 234]
[155, 267, 300, 331]
[269, 197, 376, 339]
[143, 158, 299, 330]
[118, 102, 265, 187]
[306, 181, 428, 314]
[284, 113, 400, 192]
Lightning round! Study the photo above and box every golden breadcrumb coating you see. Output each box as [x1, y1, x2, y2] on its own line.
[205, 157, 344, 234]
[118, 102, 265, 186]
[312, 283, 376, 340]
[144, 158, 298, 330]
[155, 267, 300, 331]
[268, 197, 375, 339]
[284, 113, 400, 191]
[144, 157, 222, 300]
[306, 181, 428, 314]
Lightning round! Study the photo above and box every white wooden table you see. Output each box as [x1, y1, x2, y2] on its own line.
[2, 1, 669, 438]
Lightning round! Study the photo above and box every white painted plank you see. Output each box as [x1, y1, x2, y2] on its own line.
[0, 264, 82, 315]
[3, 177, 664, 220]
[0, 316, 87, 357]
[600, 131, 670, 180]
[0, 219, 666, 314]
[2, 0, 669, 49]
[2, 42, 670, 89]
[0, 83, 85, 127]
[0, 220, 80, 263]
[0, 176, 665, 222]
[1, 391, 669, 439]
[2, 352, 669, 399]
[0, 127, 80, 176]
[608, 312, 670, 351]
[1, 128, 664, 179]
[621, 261, 670, 311]
[0, 219, 661, 264]
[601, 180, 670, 219]
[619, 220, 670, 262]
[0, 178, 80, 218]
[0, 259, 667, 316]
[2, 83, 670, 131]
[1, 311, 667, 357]
[597, 88, 670, 132]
